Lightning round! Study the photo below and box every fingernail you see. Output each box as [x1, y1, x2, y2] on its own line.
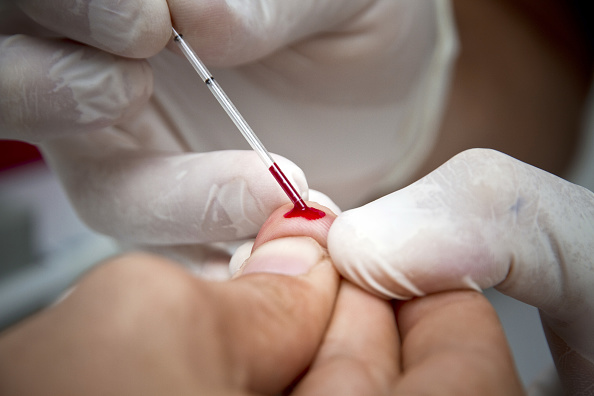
[237, 237, 324, 277]
[229, 241, 254, 275]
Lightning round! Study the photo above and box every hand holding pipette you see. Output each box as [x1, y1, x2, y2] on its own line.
[3, 0, 436, 250]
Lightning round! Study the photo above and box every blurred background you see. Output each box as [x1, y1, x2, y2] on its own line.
[0, 143, 120, 330]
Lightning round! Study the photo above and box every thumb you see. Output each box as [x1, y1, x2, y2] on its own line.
[328, 149, 594, 389]
[170, 0, 373, 66]
[217, 203, 339, 395]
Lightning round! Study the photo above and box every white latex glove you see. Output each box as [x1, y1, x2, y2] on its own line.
[0, 0, 455, 267]
[328, 148, 594, 395]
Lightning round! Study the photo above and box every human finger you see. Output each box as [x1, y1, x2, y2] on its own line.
[232, 201, 336, 277]
[394, 291, 524, 395]
[0, 35, 152, 142]
[218, 202, 340, 394]
[228, 193, 340, 273]
[15, 0, 171, 58]
[290, 281, 399, 396]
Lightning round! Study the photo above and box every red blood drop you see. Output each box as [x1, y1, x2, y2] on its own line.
[284, 204, 326, 220]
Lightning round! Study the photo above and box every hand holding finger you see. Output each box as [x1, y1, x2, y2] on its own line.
[329, 148, 594, 393]
[41, 140, 310, 245]
[0, 204, 340, 395]
[249, 199, 522, 395]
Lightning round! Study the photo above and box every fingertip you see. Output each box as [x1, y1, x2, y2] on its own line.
[18, 0, 171, 58]
[252, 201, 337, 251]
[84, 0, 172, 58]
[394, 290, 524, 395]
[229, 201, 336, 278]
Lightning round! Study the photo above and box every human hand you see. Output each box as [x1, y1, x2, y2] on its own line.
[328, 148, 594, 394]
[0, 204, 339, 395]
[0, 201, 524, 395]
[0, 1, 455, 265]
[247, 202, 524, 395]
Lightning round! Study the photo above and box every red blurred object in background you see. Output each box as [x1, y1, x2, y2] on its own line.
[0, 141, 43, 171]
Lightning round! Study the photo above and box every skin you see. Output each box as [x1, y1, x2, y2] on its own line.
[0, 203, 524, 395]
[1, 0, 589, 392]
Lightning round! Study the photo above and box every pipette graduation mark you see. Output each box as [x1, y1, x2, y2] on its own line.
[171, 27, 324, 220]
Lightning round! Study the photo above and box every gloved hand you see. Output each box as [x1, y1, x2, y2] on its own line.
[0, 0, 455, 268]
[328, 148, 594, 395]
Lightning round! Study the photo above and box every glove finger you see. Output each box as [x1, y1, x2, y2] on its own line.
[308, 189, 342, 215]
[228, 200, 337, 276]
[169, 0, 375, 66]
[329, 149, 594, 306]
[0, 35, 152, 142]
[328, 149, 594, 386]
[15, 0, 171, 58]
[41, 135, 308, 245]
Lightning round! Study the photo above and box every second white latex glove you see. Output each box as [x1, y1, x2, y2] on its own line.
[328, 148, 594, 394]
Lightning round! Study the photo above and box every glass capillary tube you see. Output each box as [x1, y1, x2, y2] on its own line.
[171, 27, 273, 167]
[171, 27, 307, 209]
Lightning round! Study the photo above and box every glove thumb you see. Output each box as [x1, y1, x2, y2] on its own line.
[327, 149, 594, 393]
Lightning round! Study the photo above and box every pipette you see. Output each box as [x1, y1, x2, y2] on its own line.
[171, 27, 324, 220]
